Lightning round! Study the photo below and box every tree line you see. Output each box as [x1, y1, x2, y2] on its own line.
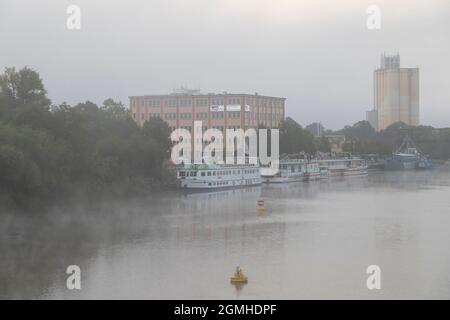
[268, 117, 450, 161]
[335, 120, 450, 159]
[0, 67, 172, 209]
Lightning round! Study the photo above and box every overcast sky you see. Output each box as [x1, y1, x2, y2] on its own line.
[1, 0, 449, 129]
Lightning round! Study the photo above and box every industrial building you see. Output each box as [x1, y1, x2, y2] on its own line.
[367, 54, 420, 131]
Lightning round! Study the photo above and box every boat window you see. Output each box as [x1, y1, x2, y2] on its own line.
[207, 172, 211, 176]
[213, 171, 216, 176]
[179, 171, 185, 177]
[201, 172, 205, 176]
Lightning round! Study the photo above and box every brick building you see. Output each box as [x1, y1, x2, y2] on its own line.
[129, 89, 285, 132]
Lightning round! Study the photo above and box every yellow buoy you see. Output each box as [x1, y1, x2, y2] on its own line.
[230, 266, 248, 284]
[256, 199, 265, 213]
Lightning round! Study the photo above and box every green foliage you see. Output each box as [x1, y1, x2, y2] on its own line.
[315, 136, 331, 153]
[0, 67, 171, 209]
[335, 120, 450, 159]
[279, 117, 317, 155]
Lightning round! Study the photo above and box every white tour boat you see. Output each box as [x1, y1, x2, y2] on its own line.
[303, 162, 322, 181]
[260, 159, 305, 183]
[177, 163, 261, 190]
[317, 158, 368, 176]
[261, 159, 323, 183]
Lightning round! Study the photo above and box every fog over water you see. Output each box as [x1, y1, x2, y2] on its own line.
[2, 170, 450, 299]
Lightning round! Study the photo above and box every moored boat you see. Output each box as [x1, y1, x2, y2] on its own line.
[262, 157, 367, 183]
[260, 159, 305, 183]
[316, 158, 368, 176]
[303, 162, 322, 181]
[384, 135, 435, 171]
[177, 163, 261, 190]
[319, 165, 329, 179]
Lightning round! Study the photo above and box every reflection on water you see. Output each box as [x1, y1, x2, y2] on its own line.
[1, 170, 450, 299]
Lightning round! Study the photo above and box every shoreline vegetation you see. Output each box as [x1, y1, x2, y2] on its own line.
[1, 67, 449, 210]
[0, 67, 175, 210]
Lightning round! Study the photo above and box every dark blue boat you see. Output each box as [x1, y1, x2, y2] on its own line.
[384, 135, 435, 171]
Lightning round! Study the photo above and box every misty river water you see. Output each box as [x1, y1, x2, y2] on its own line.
[2, 170, 450, 299]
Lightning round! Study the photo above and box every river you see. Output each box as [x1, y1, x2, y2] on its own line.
[1, 170, 450, 299]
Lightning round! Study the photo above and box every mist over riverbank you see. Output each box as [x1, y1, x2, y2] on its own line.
[2, 170, 450, 299]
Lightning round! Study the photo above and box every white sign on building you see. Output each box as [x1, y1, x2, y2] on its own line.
[210, 105, 251, 112]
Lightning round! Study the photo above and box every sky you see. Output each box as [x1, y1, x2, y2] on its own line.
[0, 0, 449, 130]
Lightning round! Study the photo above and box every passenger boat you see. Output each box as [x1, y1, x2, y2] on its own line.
[261, 158, 324, 183]
[260, 159, 305, 183]
[384, 135, 435, 171]
[303, 162, 322, 181]
[177, 163, 261, 190]
[319, 165, 329, 179]
[317, 158, 368, 176]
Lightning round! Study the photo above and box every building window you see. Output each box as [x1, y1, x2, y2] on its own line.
[165, 99, 176, 107]
[196, 98, 208, 106]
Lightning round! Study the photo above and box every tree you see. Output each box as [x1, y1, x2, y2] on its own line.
[142, 117, 172, 159]
[315, 136, 331, 153]
[279, 117, 316, 155]
[101, 98, 131, 120]
[0, 67, 52, 129]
